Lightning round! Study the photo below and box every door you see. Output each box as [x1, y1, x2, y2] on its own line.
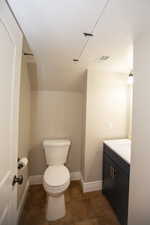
[0, 1, 22, 225]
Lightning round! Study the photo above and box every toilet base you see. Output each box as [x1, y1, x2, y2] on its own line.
[46, 193, 66, 221]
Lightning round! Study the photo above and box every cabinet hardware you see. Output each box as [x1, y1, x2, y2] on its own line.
[110, 166, 116, 178]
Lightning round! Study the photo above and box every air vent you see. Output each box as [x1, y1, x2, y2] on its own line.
[73, 59, 79, 62]
[100, 56, 110, 60]
[83, 33, 94, 37]
[24, 53, 34, 56]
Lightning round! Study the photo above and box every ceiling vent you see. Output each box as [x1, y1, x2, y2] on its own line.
[73, 59, 79, 62]
[24, 52, 34, 56]
[83, 33, 94, 37]
[100, 56, 110, 60]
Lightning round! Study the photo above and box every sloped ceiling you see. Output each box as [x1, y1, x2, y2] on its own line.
[8, 0, 150, 92]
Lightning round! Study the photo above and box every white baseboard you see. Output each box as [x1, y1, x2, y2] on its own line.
[30, 175, 43, 185]
[70, 171, 81, 181]
[29, 172, 102, 193]
[81, 176, 102, 193]
[17, 179, 30, 223]
[29, 171, 81, 186]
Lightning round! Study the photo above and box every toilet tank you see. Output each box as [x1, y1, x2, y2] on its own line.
[43, 139, 71, 166]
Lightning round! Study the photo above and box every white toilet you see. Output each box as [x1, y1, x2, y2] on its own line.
[43, 139, 71, 221]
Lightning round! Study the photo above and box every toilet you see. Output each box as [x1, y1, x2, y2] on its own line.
[43, 139, 71, 221]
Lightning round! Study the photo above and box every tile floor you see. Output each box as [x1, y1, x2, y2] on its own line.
[20, 181, 120, 225]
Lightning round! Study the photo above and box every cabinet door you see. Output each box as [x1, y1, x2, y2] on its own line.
[102, 153, 118, 210]
[115, 163, 129, 225]
[103, 153, 129, 225]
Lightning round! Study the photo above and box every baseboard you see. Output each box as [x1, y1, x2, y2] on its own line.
[29, 171, 81, 186]
[70, 171, 81, 181]
[30, 175, 43, 185]
[29, 172, 101, 193]
[81, 176, 102, 193]
[17, 179, 30, 223]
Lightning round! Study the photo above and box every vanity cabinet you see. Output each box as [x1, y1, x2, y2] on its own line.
[102, 144, 130, 225]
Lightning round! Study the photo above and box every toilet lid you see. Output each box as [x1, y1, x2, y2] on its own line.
[44, 165, 70, 187]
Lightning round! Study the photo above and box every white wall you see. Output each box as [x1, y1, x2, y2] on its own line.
[128, 34, 150, 225]
[128, 86, 133, 139]
[18, 55, 31, 206]
[30, 91, 82, 175]
[82, 69, 129, 182]
[81, 72, 87, 179]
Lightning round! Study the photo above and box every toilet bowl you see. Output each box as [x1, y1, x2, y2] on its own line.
[42, 139, 71, 221]
[43, 165, 70, 221]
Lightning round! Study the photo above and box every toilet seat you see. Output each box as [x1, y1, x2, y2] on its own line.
[43, 165, 70, 193]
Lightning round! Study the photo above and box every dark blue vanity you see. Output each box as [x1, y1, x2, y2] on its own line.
[102, 140, 130, 225]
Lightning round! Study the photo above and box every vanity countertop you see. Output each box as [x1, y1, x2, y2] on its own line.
[103, 139, 131, 164]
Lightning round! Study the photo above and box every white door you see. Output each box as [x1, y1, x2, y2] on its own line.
[0, 1, 22, 225]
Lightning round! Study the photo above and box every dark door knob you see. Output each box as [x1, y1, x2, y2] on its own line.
[12, 175, 23, 186]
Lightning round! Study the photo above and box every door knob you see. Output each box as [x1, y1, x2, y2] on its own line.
[12, 175, 23, 186]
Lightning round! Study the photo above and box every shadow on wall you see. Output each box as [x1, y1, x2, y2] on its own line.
[29, 138, 78, 176]
[29, 144, 47, 176]
[29, 90, 83, 176]
[27, 62, 39, 90]
[85, 147, 101, 182]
